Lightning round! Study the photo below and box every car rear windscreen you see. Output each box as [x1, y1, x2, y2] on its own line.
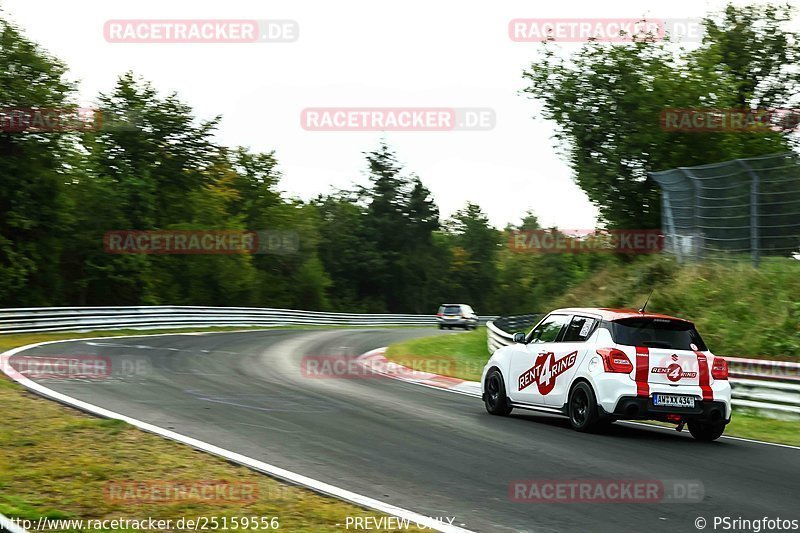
[611, 318, 708, 351]
[443, 306, 461, 315]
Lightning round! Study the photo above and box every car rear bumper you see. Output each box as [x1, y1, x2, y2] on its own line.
[605, 395, 730, 424]
[436, 318, 475, 326]
[593, 373, 732, 420]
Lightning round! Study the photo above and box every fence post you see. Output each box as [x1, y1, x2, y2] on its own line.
[737, 160, 761, 268]
[679, 168, 702, 260]
[661, 190, 681, 262]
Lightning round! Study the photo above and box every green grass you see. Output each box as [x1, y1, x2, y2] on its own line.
[545, 255, 800, 361]
[385, 328, 490, 381]
[385, 328, 800, 447]
[723, 409, 800, 446]
[641, 409, 800, 446]
[0, 328, 426, 532]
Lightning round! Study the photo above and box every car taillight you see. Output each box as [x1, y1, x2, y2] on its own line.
[461, 313, 466, 318]
[711, 357, 728, 380]
[436, 313, 443, 317]
[597, 348, 634, 373]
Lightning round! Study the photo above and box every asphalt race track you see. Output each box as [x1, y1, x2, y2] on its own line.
[10, 328, 800, 532]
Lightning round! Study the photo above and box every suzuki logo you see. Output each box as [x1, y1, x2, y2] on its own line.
[671, 354, 679, 361]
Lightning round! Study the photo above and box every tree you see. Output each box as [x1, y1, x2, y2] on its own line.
[0, 18, 78, 306]
[493, 215, 614, 315]
[64, 73, 223, 304]
[223, 146, 330, 309]
[522, 4, 795, 230]
[445, 203, 501, 310]
[314, 192, 384, 311]
[400, 176, 440, 312]
[360, 142, 441, 312]
[315, 142, 444, 312]
[702, 4, 800, 112]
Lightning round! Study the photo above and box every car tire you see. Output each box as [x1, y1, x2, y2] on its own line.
[484, 369, 513, 416]
[687, 421, 726, 442]
[568, 382, 605, 432]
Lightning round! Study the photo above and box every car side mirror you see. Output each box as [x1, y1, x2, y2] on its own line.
[513, 332, 526, 344]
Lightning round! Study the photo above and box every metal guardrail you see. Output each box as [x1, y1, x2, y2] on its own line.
[0, 306, 498, 335]
[487, 318, 800, 414]
[2, 305, 794, 414]
[487, 315, 539, 354]
[492, 313, 543, 337]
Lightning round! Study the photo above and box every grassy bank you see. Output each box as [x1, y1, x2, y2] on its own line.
[0, 328, 424, 532]
[545, 255, 800, 361]
[385, 329, 800, 447]
[385, 328, 488, 381]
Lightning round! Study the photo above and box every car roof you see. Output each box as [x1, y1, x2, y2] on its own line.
[440, 303, 468, 307]
[551, 307, 692, 323]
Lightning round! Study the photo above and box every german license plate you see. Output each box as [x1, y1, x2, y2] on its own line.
[653, 394, 695, 408]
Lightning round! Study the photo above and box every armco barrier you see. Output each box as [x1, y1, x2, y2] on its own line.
[0, 306, 493, 335]
[487, 317, 800, 414]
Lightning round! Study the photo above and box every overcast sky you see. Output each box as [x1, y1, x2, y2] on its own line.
[1, 0, 784, 229]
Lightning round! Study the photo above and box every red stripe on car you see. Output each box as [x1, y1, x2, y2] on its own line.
[694, 350, 714, 401]
[635, 346, 650, 397]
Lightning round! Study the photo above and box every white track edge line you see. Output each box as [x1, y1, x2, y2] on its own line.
[0, 512, 28, 533]
[356, 348, 482, 399]
[0, 336, 475, 533]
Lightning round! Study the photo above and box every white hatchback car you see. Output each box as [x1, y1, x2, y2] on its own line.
[481, 308, 731, 441]
[436, 304, 479, 330]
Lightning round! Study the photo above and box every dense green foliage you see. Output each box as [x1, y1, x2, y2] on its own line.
[522, 4, 800, 229]
[1, 5, 797, 317]
[0, 16, 606, 313]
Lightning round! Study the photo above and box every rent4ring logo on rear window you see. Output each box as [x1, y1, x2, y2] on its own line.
[518, 351, 578, 395]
